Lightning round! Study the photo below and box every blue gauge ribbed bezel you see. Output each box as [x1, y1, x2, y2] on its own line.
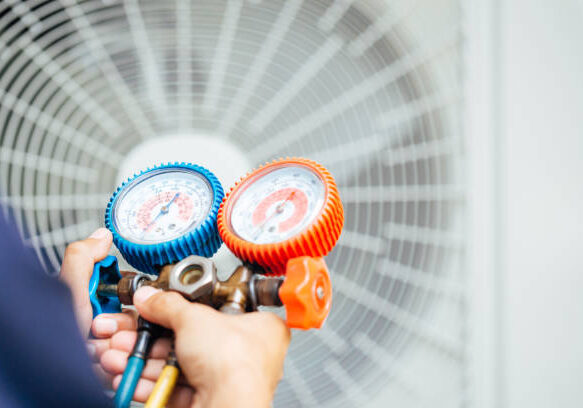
[105, 162, 224, 274]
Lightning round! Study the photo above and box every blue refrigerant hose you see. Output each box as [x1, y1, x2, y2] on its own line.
[113, 317, 162, 408]
[114, 356, 145, 408]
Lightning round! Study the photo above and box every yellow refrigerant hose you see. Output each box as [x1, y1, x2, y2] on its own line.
[144, 350, 180, 408]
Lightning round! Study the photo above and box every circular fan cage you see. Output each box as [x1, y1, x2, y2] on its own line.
[0, 1, 467, 407]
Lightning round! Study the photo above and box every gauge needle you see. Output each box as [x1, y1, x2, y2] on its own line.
[253, 191, 295, 240]
[142, 192, 180, 236]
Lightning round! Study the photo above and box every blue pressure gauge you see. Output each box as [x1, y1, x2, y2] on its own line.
[105, 163, 223, 274]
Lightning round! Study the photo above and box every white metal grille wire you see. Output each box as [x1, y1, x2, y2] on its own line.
[0, 0, 467, 406]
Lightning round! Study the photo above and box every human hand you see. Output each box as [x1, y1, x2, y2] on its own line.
[59, 228, 142, 384]
[59, 228, 139, 339]
[100, 287, 291, 408]
[60, 228, 115, 336]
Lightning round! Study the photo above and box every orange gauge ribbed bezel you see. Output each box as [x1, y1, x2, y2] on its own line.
[217, 158, 344, 275]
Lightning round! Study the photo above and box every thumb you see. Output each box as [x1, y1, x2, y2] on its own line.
[133, 287, 195, 330]
[61, 228, 113, 273]
[60, 227, 113, 292]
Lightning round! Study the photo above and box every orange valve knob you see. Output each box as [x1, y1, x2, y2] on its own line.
[279, 257, 332, 329]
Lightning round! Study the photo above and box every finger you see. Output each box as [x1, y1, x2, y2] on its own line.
[110, 330, 173, 358]
[91, 311, 138, 338]
[112, 375, 194, 405]
[112, 375, 154, 403]
[87, 339, 110, 362]
[100, 349, 129, 375]
[101, 349, 165, 380]
[101, 349, 190, 386]
[133, 287, 214, 330]
[60, 228, 113, 284]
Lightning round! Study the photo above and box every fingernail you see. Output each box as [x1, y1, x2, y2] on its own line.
[86, 343, 96, 358]
[134, 286, 161, 304]
[89, 228, 110, 240]
[93, 316, 118, 335]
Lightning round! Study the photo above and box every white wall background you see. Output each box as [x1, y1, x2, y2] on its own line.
[501, 0, 583, 407]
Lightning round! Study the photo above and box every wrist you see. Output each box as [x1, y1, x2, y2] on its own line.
[202, 368, 273, 408]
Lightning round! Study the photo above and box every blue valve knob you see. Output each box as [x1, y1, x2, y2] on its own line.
[89, 255, 122, 317]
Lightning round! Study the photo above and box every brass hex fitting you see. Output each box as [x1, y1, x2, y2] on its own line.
[168, 255, 216, 301]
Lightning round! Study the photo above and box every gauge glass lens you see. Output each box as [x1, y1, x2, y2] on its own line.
[113, 169, 213, 244]
[230, 166, 325, 244]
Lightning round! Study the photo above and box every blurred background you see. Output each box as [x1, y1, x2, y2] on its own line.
[0, 0, 581, 407]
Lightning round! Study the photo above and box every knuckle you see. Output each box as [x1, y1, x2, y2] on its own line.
[258, 312, 290, 342]
[148, 292, 186, 318]
[64, 241, 88, 257]
[99, 349, 114, 368]
[158, 291, 182, 308]
[149, 291, 172, 309]
[263, 311, 283, 327]
[122, 308, 138, 321]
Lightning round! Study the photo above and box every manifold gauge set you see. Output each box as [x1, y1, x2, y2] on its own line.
[88, 158, 344, 408]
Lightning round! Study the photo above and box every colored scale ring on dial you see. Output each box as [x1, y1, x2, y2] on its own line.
[218, 158, 344, 275]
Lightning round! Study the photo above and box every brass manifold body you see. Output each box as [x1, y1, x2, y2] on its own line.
[97, 255, 284, 313]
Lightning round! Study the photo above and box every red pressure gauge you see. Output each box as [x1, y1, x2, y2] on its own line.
[218, 158, 343, 329]
[218, 158, 344, 276]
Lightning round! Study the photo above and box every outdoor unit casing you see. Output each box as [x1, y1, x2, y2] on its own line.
[4, 1, 566, 407]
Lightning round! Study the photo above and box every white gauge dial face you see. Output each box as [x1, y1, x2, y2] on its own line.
[113, 169, 213, 244]
[229, 166, 326, 244]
